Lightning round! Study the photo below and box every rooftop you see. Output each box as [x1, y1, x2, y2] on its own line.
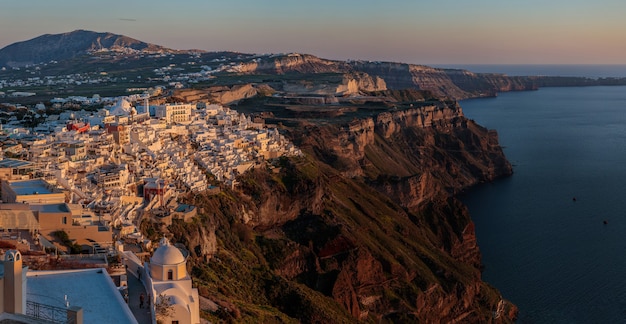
[7, 179, 53, 196]
[27, 268, 137, 324]
[151, 240, 185, 265]
[0, 159, 32, 169]
[30, 203, 69, 213]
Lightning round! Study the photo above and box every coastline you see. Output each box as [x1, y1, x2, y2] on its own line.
[459, 85, 626, 322]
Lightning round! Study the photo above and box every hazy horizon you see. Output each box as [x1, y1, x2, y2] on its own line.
[2, 0, 626, 65]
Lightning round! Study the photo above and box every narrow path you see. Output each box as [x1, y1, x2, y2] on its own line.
[127, 268, 153, 323]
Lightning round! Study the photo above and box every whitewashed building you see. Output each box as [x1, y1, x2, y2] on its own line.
[155, 103, 193, 124]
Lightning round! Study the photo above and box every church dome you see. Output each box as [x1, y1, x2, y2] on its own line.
[109, 98, 133, 116]
[151, 238, 185, 265]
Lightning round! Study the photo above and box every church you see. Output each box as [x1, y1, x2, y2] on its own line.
[144, 237, 200, 324]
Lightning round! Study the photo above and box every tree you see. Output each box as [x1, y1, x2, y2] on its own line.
[155, 293, 175, 323]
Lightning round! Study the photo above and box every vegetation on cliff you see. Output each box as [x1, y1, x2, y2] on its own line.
[143, 93, 517, 323]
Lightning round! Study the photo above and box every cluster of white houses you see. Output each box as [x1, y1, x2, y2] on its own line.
[0, 97, 302, 322]
[2, 97, 300, 196]
[0, 98, 301, 245]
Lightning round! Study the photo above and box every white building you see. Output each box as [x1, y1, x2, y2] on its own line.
[0, 250, 137, 324]
[155, 104, 193, 124]
[145, 238, 200, 324]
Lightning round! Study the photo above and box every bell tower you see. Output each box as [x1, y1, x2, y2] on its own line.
[4, 250, 25, 314]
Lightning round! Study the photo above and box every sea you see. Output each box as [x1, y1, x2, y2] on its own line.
[455, 65, 626, 323]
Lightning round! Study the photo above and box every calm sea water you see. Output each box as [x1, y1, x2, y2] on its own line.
[460, 86, 626, 323]
[434, 64, 626, 78]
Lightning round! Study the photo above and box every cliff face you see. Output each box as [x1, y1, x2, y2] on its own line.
[209, 84, 259, 105]
[232, 54, 536, 100]
[299, 102, 510, 184]
[289, 104, 514, 322]
[235, 53, 350, 74]
[279, 72, 387, 97]
[232, 54, 519, 100]
[166, 97, 517, 323]
[338, 72, 387, 94]
[172, 84, 260, 105]
[444, 69, 537, 96]
[352, 61, 536, 99]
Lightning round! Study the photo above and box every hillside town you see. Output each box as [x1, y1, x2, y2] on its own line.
[0, 94, 301, 246]
[0, 49, 261, 99]
[0, 93, 301, 323]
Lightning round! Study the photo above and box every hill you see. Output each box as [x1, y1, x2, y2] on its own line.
[0, 29, 174, 68]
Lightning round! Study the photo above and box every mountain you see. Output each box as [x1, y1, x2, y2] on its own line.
[0, 30, 173, 68]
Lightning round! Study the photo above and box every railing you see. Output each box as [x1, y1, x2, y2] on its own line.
[58, 253, 107, 260]
[25, 300, 72, 323]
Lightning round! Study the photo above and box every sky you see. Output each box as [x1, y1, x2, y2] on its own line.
[1, 0, 626, 65]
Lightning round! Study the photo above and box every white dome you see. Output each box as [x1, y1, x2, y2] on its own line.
[151, 238, 185, 265]
[109, 98, 133, 116]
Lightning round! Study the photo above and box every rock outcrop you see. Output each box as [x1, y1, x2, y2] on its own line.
[336, 72, 387, 95]
[234, 53, 350, 74]
[275, 71, 387, 96]
[208, 84, 259, 105]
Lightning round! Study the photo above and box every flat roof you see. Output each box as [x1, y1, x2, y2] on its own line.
[0, 159, 32, 169]
[30, 203, 69, 213]
[27, 268, 138, 324]
[7, 179, 53, 196]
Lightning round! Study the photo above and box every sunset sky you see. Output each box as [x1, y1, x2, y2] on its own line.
[1, 0, 625, 65]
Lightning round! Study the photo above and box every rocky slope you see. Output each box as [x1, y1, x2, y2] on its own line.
[156, 93, 517, 323]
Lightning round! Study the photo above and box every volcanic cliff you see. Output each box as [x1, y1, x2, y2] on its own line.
[229, 53, 537, 99]
[153, 92, 517, 323]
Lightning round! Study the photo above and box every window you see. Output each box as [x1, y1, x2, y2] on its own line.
[167, 270, 173, 280]
[172, 321, 179, 324]
[62, 217, 67, 225]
